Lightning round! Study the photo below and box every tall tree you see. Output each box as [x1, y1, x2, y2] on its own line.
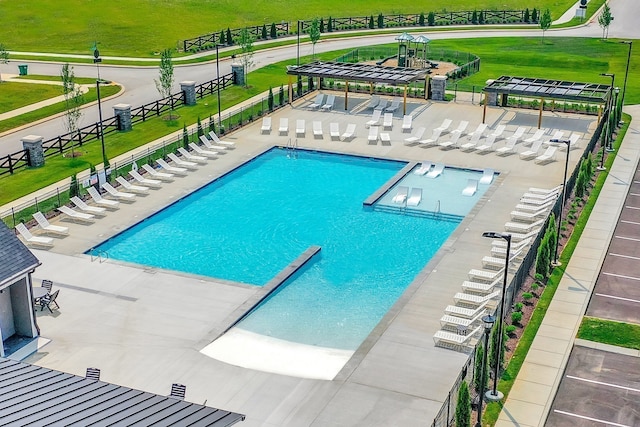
[308, 18, 321, 59]
[540, 8, 552, 42]
[154, 49, 175, 118]
[270, 23, 277, 39]
[455, 381, 471, 427]
[0, 44, 9, 82]
[238, 28, 255, 87]
[60, 63, 84, 158]
[598, 4, 613, 39]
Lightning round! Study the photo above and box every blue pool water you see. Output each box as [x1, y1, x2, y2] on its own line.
[96, 149, 482, 350]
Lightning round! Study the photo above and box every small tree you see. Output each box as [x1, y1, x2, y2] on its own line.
[238, 28, 255, 87]
[473, 344, 488, 394]
[524, 8, 530, 23]
[479, 11, 484, 24]
[60, 63, 84, 158]
[369, 15, 374, 29]
[535, 234, 550, 278]
[197, 117, 204, 137]
[270, 23, 277, 39]
[576, 167, 586, 199]
[419, 13, 425, 26]
[540, 8, 552, 41]
[472, 10, 478, 24]
[327, 17, 333, 32]
[182, 124, 189, 148]
[428, 12, 435, 26]
[489, 321, 505, 372]
[598, 3, 613, 40]
[319, 18, 325, 33]
[455, 381, 471, 427]
[208, 114, 216, 133]
[377, 13, 384, 29]
[268, 86, 274, 111]
[154, 49, 175, 118]
[261, 24, 268, 40]
[69, 174, 79, 198]
[309, 18, 321, 59]
[511, 311, 523, 324]
[226, 28, 233, 45]
[0, 44, 9, 82]
[532, 8, 539, 23]
[219, 30, 226, 45]
[547, 213, 557, 261]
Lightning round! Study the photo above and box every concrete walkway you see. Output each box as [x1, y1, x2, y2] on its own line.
[495, 105, 640, 426]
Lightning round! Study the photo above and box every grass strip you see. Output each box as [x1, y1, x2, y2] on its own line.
[578, 317, 640, 350]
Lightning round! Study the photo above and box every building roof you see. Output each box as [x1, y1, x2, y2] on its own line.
[0, 358, 245, 427]
[0, 222, 40, 287]
[484, 76, 611, 103]
[286, 61, 430, 85]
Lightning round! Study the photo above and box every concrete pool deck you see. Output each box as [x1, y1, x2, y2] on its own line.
[22, 93, 598, 426]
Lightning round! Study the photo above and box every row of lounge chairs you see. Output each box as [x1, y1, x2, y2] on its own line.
[433, 185, 560, 350]
[364, 110, 412, 131]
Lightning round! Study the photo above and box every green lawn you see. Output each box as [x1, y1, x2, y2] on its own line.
[0, 82, 63, 114]
[578, 317, 640, 350]
[0, 0, 576, 57]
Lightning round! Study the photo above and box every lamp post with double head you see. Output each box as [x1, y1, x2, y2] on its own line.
[476, 314, 495, 427]
[481, 231, 511, 400]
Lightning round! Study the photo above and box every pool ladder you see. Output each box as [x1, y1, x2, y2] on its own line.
[89, 248, 109, 263]
[286, 138, 298, 158]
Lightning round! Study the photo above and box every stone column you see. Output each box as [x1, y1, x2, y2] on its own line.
[180, 81, 196, 106]
[113, 104, 132, 131]
[485, 79, 498, 106]
[430, 75, 447, 101]
[21, 135, 44, 167]
[231, 62, 245, 86]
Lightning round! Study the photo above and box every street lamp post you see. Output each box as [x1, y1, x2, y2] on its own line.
[476, 314, 495, 427]
[481, 231, 511, 401]
[599, 73, 615, 154]
[613, 87, 620, 130]
[216, 44, 222, 129]
[93, 48, 108, 171]
[619, 41, 633, 124]
[553, 139, 571, 264]
[608, 86, 620, 152]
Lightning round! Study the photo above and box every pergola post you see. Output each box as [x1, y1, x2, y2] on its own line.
[288, 76, 293, 104]
[597, 105, 602, 124]
[424, 78, 428, 100]
[403, 85, 408, 115]
[345, 80, 349, 111]
[370, 82, 374, 94]
[482, 93, 488, 124]
[538, 97, 544, 129]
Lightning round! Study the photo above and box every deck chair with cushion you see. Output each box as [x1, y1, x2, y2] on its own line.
[87, 187, 120, 210]
[102, 182, 136, 202]
[401, 115, 412, 131]
[166, 154, 198, 170]
[178, 147, 208, 164]
[208, 131, 235, 148]
[296, 119, 306, 136]
[406, 188, 422, 206]
[261, 116, 272, 133]
[321, 94, 335, 111]
[279, 118, 289, 135]
[157, 158, 189, 175]
[308, 93, 324, 109]
[329, 123, 340, 140]
[365, 110, 382, 128]
[404, 127, 425, 145]
[313, 121, 323, 138]
[15, 223, 54, 248]
[39, 289, 60, 312]
[33, 212, 69, 236]
[70, 196, 107, 216]
[392, 186, 409, 204]
[129, 170, 162, 188]
[341, 124, 356, 141]
[57, 205, 96, 223]
[188, 143, 218, 158]
[141, 164, 174, 182]
[116, 176, 150, 194]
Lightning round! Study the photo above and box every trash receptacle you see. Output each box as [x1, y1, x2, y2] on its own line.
[18, 65, 28, 76]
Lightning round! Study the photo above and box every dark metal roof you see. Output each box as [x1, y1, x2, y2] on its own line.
[287, 61, 429, 85]
[484, 76, 611, 103]
[0, 358, 245, 427]
[0, 222, 40, 287]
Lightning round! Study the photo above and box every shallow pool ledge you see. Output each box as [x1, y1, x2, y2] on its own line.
[363, 161, 417, 206]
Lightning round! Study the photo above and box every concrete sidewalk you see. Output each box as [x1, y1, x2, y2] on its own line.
[495, 105, 640, 426]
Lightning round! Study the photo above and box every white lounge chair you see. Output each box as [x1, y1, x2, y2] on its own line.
[506, 229, 541, 243]
[433, 325, 481, 349]
[495, 138, 517, 156]
[491, 236, 532, 249]
[418, 129, 443, 147]
[279, 118, 289, 135]
[515, 201, 553, 212]
[406, 188, 422, 206]
[454, 291, 500, 306]
[392, 186, 409, 204]
[142, 164, 174, 182]
[482, 246, 525, 268]
[505, 126, 527, 145]
[534, 146, 557, 164]
[379, 132, 391, 145]
[200, 135, 228, 152]
[367, 126, 379, 144]
[308, 93, 324, 109]
[386, 97, 401, 113]
[414, 162, 432, 176]
[157, 158, 189, 175]
[366, 95, 380, 109]
[528, 185, 562, 195]
[15, 223, 54, 248]
[341, 124, 356, 141]
[445, 301, 489, 318]
[438, 132, 461, 150]
[313, 121, 323, 138]
[178, 147, 208, 164]
[296, 119, 305, 136]
[129, 170, 162, 188]
[434, 119, 452, 134]
[468, 268, 504, 282]
[450, 120, 469, 136]
[504, 218, 545, 233]
[116, 176, 150, 194]
[70, 196, 107, 216]
[32, 212, 69, 236]
[261, 117, 272, 133]
[440, 310, 486, 329]
[491, 238, 532, 257]
[57, 205, 95, 223]
[520, 196, 558, 206]
[462, 179, 478, 196]
[426, 163, 444, 179]
[383, 113, 393, 129]
[548, 130, 565, 142]
[375, 99, 389, 111]
[519, 139, 544, 160]
[208, 131, 235, 148]
[401, 115, 412, 131]
[166, 153, 198, 170]
[189, 143, 218, 158]
[523, 129, 546, 146]
[87, 187, 120, 210]
[102, 182, 136, 202]
[404, 127, 426, 145]
[510, 208, 551, 222]
[466, 123, 487, 140]
[479, 168, 494, 185]
[365, 110, 382, 128]
[321, 94, 335, 111]
[475, 134, 497, 153]
[489, 124, 506, 140]
[329, 123, 340, 140]
[462, 277, 502, 294]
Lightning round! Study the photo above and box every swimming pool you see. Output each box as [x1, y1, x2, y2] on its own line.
[96, 149, 487, 350]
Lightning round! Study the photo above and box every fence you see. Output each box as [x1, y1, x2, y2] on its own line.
[0, 72, 235, 177]
[182, 9, 538, 53]
[430, 107, 608, 427]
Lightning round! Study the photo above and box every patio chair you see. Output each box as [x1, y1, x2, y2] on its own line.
[374, 99, 389, 111]
[479, 168, 495, 185]
[406, 188, 422, 206]
[475, 134, 498, 153]
[510, 207, 551, 222]
[445, 301, 489, 318]
[466, 123, 487, 140]
[39, 289, 60, 312]
[404, 127, 425, 145]
[166, 153, 198, 170]
[200, 135, 228, 152]
[527, 185, 562, 195]
[461, 179, 478, 196]
[489, 124, 506, 140]
[453, 291, 500, 306]
[534, 146, 557, 164]
[141, 164, 175, 182]
[116, 176, 150, 194]
[32, 212, 69, 236]
[418, 129, 443, 147]
[468, 267, 505, 282]
[383, 113, 393, 129]
[57, 205, 96, 223]
[101, 182, 136, 202]
[440, 310, 486, 329]
[379, 132, 391, 145]
[519, 139, 544, 160]
[341, 124, 356, 141]
[433, 325, 481, 349]
[87, 187, 120, 210]
[367, 126, 379, 144]
[313, 121, 323, 137]
[261, 116, 272, 133]
[70, 196, 107, 216]
[413, 162, 432, 176]
[308, 93, 324, 109]
[392, 186, 409, 204]
[450, 120, 469, 137]
[495, 138, 517, 156]
[129, 170, 162, 188]
[41, 280, 54, 293]
[365, 110, 382, 128]
[296, 119, 306, 136]
[504, 218, 545, 233]
[178, 147, 208, 164]
[208, 131, 235, 148]
[401, 115, 412, 131]
[523, 129, 546, 146]
[157, 158, 189, 176]
[189, 143, 218, 158]
[438, 132, 461, 150]
[329, 123, 340, 140]
[426, 163, 444, 179]
[514, 201, 554, 212]
[321, 94, 335, 111]
[434, 119, 452, 134]
[366, 95, 380, 109]
[462, 277, 501, 294]
[15, 223, 54, 248]
[279, 118, 289, 135]
[385, 97, 401, 113]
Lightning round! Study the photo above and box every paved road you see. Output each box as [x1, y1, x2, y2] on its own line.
[2, 0, 632, 156]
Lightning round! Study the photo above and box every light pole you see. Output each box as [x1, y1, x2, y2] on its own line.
[93, 48, 108, 171]
[608, 86, 620, 152]
[613, 87, 620, 130]
[619, 41, 632, 124]
[481, 231, 511, 401]
[476, 314, 495, 427]
[216, 43, 222, 129]
[553, 139, 571, 264]
[599, 73, 615, 153]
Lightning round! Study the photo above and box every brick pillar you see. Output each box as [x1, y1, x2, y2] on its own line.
[22, 135, 44, 167]
[231, 62, 245, 86]
[180, 81, 196, 106]
[113, 104, 132, 131]
[430, 75, 447, 101]
[485, 79, 498, 106]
